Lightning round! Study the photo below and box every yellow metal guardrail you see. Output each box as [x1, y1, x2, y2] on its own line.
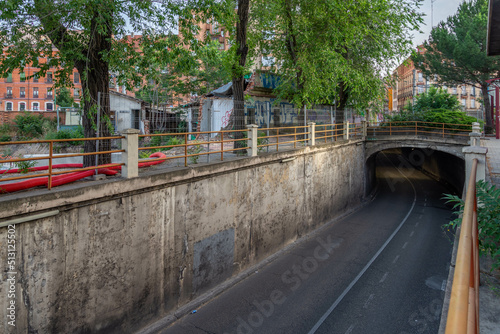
[0, 121, 475, 192]
[0, 136, 125, 190]
[445, 158, 480, 334]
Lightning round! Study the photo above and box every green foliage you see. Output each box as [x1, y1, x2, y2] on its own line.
[142, 134, 185, 156]
[56, 88, 74, 108]
[257, 131, 268, 152]
[13, 112, 44, 139]
[442, 181, 500, 270]
[412, 0, 500, 129]
[45, 126, 85, 146]
[14, 158, 37, 174]
[187, 142, 203, 164]
[385, 86, 478, 128]
[12, 112, 58, 139]
[249, 0, 423, 109]
[411, 87, 461, 113]
[0, 122, 13, 142]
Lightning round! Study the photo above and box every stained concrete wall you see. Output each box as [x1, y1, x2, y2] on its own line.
[0, 141, 366, 334]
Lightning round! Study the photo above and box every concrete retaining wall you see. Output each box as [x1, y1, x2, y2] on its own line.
[0, 141, 366, 334]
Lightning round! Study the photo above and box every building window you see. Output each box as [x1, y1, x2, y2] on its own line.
[6, 87, 13, 98]
[20, 72, 26, 82]
[471, 86, 476, 96]
[471, 99, 476, 108]
[74, 72, 79, 84]
[33, 102, 39, 111]
[6, 102, 12, 111]
[19, 102, 26, 111]
[47, 88, 53, 99]
[46, 103, 53, 111]
[33, 72, 39, 82]
[5, 73, 13, 83]
[462, 99, 466, 107]
[453, 87, 457, 95]
[46, 72, 53, 83]
[418, 86, 424, 94]
[73, 88, 79, 97]
[461, 85, 466, 95]
[33, 87, 39, 98]
[20, 87, 25, 98]
[418, 72, 423, 82]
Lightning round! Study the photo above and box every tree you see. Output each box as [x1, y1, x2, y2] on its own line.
[412, 0, 500, 132]
[231, 0, 251, 148]
[56, 88, 75, 108]
[411, 86, 461, 112]
[250, 0, 423, 122]
[0, 0, 218, 166]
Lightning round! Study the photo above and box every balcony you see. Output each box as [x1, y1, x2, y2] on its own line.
[45, 78, 53, 83]
[4, 78, 13, 83]
[3, 93, 14, 99]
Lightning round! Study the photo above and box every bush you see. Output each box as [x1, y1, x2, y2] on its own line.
[14, 112, 45, 139]
[443, 180, 500, 270]
[45, 126, 85, 146]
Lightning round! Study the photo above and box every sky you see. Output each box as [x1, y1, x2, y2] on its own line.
[412, 0, 465, 47]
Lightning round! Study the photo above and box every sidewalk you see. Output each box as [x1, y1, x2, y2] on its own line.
[479, 137, 500, 333]
[482, 137, 500, 188]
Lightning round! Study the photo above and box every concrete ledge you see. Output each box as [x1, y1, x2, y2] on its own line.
[0, 140, 362, 220]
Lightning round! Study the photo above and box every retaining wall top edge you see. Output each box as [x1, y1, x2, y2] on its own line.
[0, 141, 361, 220]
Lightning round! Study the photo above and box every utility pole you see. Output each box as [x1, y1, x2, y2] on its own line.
[431, 0, 437, 28]
[412, 69, 416, 111]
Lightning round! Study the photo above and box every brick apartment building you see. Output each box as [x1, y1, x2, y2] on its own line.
[0, 50, 83, 124]
[393, 46, 482, 114]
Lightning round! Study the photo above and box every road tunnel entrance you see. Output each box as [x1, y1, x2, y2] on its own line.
[366, 147, 465, 196]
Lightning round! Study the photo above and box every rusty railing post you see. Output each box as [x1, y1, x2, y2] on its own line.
[362, 120, 367, 140]
[121, 128, 140, 178]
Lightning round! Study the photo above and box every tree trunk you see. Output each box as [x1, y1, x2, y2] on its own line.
[336, 80, 349, 124]
[232, 0, 250, 150]
[75, 11, 113, 167]
[481, 84, 493, 133]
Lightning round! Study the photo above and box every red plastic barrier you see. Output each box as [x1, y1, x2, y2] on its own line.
[0, 152, 166, 194]
[0, 164, 83, 174]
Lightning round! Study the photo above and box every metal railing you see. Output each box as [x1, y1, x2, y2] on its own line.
[367, 121, 472, 139]
[445, 158, 480, 334]
[0, 136, 124, 190]
[0, 121, 476, 193]
[138, 129, 249, 167]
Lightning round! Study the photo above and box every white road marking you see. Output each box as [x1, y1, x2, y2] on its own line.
[345, 325, 355, 334]
[307, 155, 417, 334]
[363, 294, 375, 309]
[393, 255, 400, 264]
[410, 231, 415, 237]
[379, 272, 389, 283]
[402, 242, 408, 249]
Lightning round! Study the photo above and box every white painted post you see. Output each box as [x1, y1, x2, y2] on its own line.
[462, 146, 488, 192]
[247, 124, 258, 157]
[469, 122, 481, 146]
[308, 122, 316, 146]
[121, 128, 140, 178]
[344, 121, 350, 140]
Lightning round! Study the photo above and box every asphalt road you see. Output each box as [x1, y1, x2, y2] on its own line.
[161, 152, 455, 334]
